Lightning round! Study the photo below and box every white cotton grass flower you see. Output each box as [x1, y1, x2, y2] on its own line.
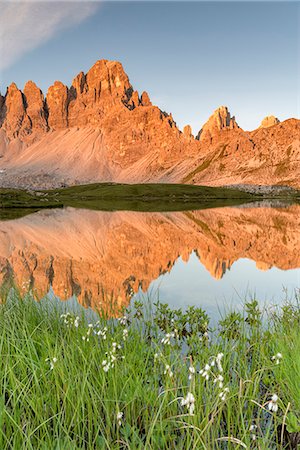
[116, 411, 123, 426]
[268, 394, 279, 413]
[174, 328, 179, 339]
[188, 365, 196, 380]
[161, 332, 175, 345]
[102, 360, 110, 372]
[199, 364, 210, 381]
[97, 327, 107, 339]
[122, 329, 128, 341]
[102, 342, 122, 372]
[219, 387, 229, 401]
[164, 364, 173, 378]
[216, 353, 224, 373]
[213, 374, 224, 389]
[271, 352, 283, 365]
[60, 312, 80, 328]
[111, 342, 121, 352]
[82, 324, 93, 342]
[45, 357, 58, 370]
[250, 424, 257, 441]
[181, 392, 195, 415]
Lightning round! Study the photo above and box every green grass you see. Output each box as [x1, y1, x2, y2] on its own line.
[0, 183, 258, 220]
[0, 291, 299, 449]
[2, 182, 300, 221]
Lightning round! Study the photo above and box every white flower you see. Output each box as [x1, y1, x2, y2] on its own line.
[188, 365, 195, 380]
[181, 392, 195, 415]
[116, 411, 123, 426]
[268, 394, 279, 413]
[271, 352, 283, 365]
[123, 329, 128, 341]
[97, 328, 107, 339]
[219, 387, 229, 401]
[250, 424, 257, 441]
[111, 342, 121, 352]
[161, 332, 175, 345]
[45, 357, 58, 370]
[199, 364, 210, 381]
[164, 364, 173, 378]
[102, 360, 110, 372]
[216, 353, 224, 373]
[214, 374, 224, 389]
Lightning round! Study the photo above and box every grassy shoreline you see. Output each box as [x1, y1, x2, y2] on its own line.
[2, 182, 299, 220]
[0, 183, 265, 213]
[0, 291, 299, 449]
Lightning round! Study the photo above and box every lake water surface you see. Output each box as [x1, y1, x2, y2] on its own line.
[0, 203, 299, 319]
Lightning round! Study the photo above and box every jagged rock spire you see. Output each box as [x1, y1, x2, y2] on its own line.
[197, 106, 239, 141]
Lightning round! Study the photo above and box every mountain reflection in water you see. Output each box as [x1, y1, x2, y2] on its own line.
[0, 205, 299, 314]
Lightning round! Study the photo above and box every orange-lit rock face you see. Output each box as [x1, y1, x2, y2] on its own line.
[180, 119, 300, 188]
[260, 115, 280, 128]
[0, 58, 299, 189]
[0, 205, 299, 312]
[196, 106, 239, 141]
[2, 83, 27, 139]
[46, 81, 69, 129]
[24, 81, 48, 134]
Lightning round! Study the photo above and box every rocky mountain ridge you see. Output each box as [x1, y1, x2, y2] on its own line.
[0, 59, 299, 189]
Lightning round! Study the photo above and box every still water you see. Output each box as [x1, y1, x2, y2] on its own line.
[0, 204, 299, 318]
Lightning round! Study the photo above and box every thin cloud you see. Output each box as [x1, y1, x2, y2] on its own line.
[0, 1, 100, 71]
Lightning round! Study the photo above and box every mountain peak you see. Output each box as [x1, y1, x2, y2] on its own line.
[197, 106, 239, 141]
[259, 115, 280, 128]
[141, 91, 152, 106]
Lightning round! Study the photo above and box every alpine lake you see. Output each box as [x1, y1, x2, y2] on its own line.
[1, 183, 299, 320]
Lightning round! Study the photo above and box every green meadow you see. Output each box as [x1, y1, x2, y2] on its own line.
[0, 182, 266, 220]
[0, 289, 299, 449]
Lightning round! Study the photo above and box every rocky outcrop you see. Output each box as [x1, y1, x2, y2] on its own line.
[0, 82, 47, 143]
[183, 125, 193, 140]
[196, 106, 239, 141]
[260, 115, 280, 128]
[24, 81, 48, 134]
[2, 83, 29, 139]
[141, 91, 152, 106]
[46, 81, 68, 129]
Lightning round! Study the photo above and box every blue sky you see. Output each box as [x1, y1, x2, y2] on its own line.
[0, 1, 299, 133]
